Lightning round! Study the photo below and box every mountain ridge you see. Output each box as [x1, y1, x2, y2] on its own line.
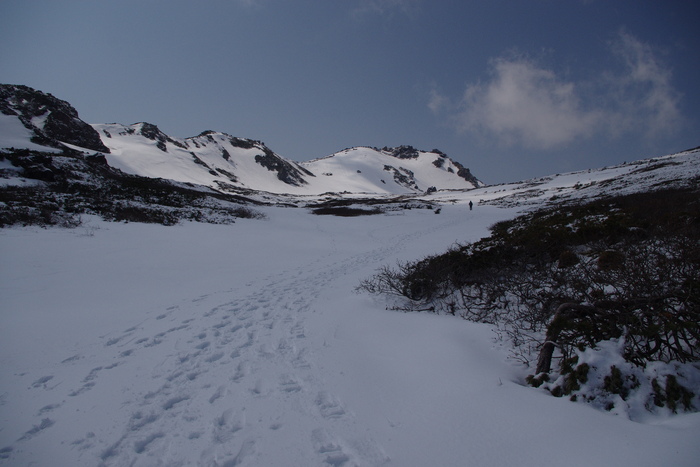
[0, 84, 481, 196]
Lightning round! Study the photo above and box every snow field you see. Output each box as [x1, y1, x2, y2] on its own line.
[1, 204, 699, 466]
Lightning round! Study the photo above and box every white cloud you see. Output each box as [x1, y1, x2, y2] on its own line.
[437, 32, 682, 150]
[456, 57, 601, 149]
[427, 86, 449, 115]
[606, 31, 682, 137]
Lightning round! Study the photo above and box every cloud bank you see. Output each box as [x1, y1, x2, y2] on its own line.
[432, 32, 683, 150]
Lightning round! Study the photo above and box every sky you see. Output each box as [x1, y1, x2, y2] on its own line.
[1, 0, 698, 184]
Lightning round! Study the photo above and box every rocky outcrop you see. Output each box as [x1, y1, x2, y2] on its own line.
[0, 84, 109, 153]
[254, 146, 314, 187]
[452, 160, 481, 186]
[380, 145, 418, 160]
[383, 165, 419, 190]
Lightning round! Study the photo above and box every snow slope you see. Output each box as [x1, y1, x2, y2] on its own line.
[0, 113, 61, 153]
[427, 146, 700, 208]
[301, 147, 481, 195]
[2, 200, 699, 466]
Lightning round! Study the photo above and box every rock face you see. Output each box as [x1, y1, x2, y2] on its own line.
[385, 145, 420, 160]
[0, 84, 109, 153]
[384, 145, 481, 187]
[452, 160, 481, 187]
[254, 147, 314, 187]
[188, 130, 315, 186]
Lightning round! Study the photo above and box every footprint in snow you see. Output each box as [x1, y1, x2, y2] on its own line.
[228, 438, 257, 466]
[60, 354, 82, 364]
[311, 428, 353, 467]
[18, 418, 55, 441]
[232, 361, 251, 382]
[205, 351, 225, 363]
[37, 403, 61, 415]
[208, 385, 226, 404]
[162, 394, 190, 411]
[30, 375, 53, 389]
[212, 409, 245, 444]
[279, 374, 303, 394]
[316, 392, 348, 420]
[250, 378, 268, 396]
[133, 432, 164, 454]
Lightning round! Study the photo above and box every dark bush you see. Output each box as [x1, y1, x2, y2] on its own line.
[111, 206, 179, 225]
[358, 187, 700, 413]
[311, 207, 383, 217]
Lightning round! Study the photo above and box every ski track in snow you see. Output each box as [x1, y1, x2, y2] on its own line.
[3, 213, 457, 466]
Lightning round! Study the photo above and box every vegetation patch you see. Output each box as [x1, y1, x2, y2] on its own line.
[311, 206, 383, 217]
[358, 187, 700, 416]
[0, 149, 267, 227]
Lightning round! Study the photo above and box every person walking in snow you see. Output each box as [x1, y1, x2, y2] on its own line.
[469, 200, 473, 211]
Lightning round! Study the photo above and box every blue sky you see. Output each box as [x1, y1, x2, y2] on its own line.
[2, 0, 698, 183]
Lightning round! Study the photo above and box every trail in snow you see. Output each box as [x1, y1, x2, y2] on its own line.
[0, 206, 502, 466]
[90, 226, 411, 466]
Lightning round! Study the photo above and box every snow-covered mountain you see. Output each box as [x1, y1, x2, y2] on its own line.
[94, 125, 481, 195]
[0, 84, 482, 196]
[301, 146, 481, 195]
[94, 122, 316, 194]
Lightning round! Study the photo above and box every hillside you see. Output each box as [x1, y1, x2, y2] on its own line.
[301, 146, 481, 195]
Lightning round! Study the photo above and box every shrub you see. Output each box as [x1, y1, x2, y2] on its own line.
[358, 187, 700, 415]
[311, 207, 383, 217]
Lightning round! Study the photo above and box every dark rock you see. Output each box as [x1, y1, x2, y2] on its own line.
[385, 145, 419, 160]
[254, 147, 311, 186]
[0, 84, 110, 153]
[137, 122, 186, 151]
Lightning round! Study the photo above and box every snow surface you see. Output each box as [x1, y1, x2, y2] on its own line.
[0, 114, 61, 153]
[2, 200, 699, 466]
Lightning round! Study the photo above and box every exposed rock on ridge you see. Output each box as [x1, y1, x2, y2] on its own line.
[0, 84, 109, 153]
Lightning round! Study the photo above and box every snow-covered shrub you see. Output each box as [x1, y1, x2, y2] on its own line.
[537, 338, 699, 417]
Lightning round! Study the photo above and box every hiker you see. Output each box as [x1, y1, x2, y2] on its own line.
[469, 200, 473, 211]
